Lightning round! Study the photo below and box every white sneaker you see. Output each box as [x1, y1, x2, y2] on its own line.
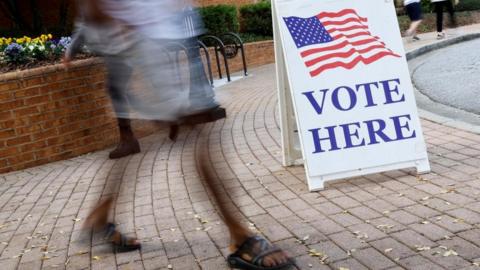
[436, 32, 446, 40]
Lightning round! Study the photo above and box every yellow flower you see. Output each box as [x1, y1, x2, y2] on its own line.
[47, 34, 52, 39]
[16, 38, 24, 44]
[26, 37, 31, 43]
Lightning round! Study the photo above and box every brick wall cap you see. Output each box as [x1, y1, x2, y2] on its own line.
[0, 57, 102, 82]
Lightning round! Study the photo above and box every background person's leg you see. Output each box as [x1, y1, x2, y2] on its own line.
[435, 2, 446, 38]
[105, 56, 140, 159]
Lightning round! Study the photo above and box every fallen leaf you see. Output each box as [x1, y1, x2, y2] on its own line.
[92, 256, 101, 260]
[416, 176, 429, 182]
[41, 256, 50, 260]
[308, 249, 328, 264]
[72, 218, 81, 222]
[376, 224, 395, 232]
[472, 262, 480, 267]
[440, 188, 456, 194]
[443, 249, 458, 257]
[421, 221, 430, 225]
[338, 267, 350, 270]
[384, 248, 393, 253]
[76, 251, 88, 255]
[167, 265, 173, 269]
[421, 196, 430, 201]
[415, 245, 431, 251]
[308, 249, 323, 257]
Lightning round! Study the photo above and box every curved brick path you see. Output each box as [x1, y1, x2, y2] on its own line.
[2, 33, 480, 269]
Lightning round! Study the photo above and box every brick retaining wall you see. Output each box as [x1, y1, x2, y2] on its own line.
[0, 40, 274, 173]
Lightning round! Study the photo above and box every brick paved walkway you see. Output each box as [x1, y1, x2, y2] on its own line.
[1, 27, 480, 270]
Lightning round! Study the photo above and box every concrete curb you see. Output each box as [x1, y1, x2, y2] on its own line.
[407, 33, 480, 134]
[406, 33, 480, 60]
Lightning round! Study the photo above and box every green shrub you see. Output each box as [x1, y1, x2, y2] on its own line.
[456, 0, 480, 11]
[421, 0, 434, 13]
[198, 5, 239, 36]
[239, 1, 273, 37]
[420, 0, 480, 13]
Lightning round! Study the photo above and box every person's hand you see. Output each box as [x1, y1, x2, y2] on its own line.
[63, 54, 71, 69]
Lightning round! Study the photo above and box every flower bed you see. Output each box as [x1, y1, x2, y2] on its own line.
[0, 35, 73, 73]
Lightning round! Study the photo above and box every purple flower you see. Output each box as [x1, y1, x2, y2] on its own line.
[4, 43, 27, 63]
[58, 37, 71, 49]
[4, 43, 24, 55]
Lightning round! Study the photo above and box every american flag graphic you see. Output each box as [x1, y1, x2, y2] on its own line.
[283, 9, 401, 77]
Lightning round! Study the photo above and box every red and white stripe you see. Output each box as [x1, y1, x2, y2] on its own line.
[301, 9, 400, 77]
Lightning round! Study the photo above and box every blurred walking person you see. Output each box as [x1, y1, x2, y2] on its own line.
[431, 0, 457, 39]
[404, 0, 423, 41]
[66, 0, 294, 268]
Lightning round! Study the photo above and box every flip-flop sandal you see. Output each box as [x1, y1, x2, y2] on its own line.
[227, 236, 295, 270]
[105, 223, 141, 253]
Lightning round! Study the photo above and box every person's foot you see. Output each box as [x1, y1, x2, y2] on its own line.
[404, 29, 414, 37]
[105, 223, 141, 253]
[412, 35, 420, 41]
[437, 32, 446, 40]
[109, 138, 140, 159]
[228, 236, 294, 269]
[180, 106, 226, 125]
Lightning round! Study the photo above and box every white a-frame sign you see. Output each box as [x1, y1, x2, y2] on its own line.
[273, 0, 430, 191]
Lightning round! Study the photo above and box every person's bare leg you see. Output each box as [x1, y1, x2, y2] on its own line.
[410, 20, 422, 35]
[196, 142, 291, 267]
[406, 20, 422, 37]
[83, 197, 114, 230]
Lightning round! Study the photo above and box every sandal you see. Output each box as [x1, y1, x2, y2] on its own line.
[105, 223, 141, 253]
[227, 236, 294, 270]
